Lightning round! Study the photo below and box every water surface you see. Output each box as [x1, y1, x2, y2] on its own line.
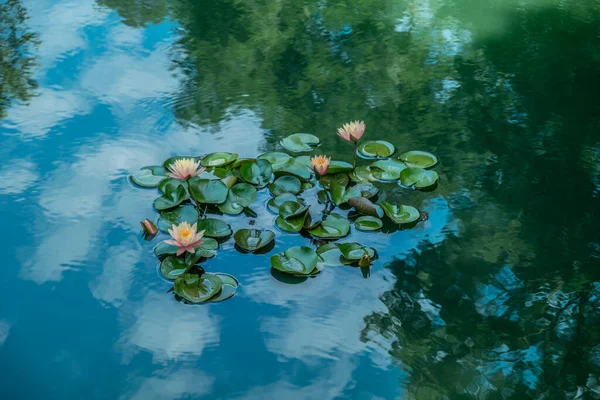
[1, 0, 599, 398]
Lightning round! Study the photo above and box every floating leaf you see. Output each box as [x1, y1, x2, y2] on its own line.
[160, 256, 188, 280]
[276, 200, 309, 233]
[240, 159, 273, 187]
[330, 181, 379, 206]
[347, 196, 384, 218]
[275, 214, 307, 233]
[257, 152, 292, 170]
[267, 193, 301, 214]
[280, 133, 320, 152]
[157, 205, 199, 232]
[206, 273, 239, 302]
[399, 167, 439, 188]
[319, 173, 349, 190]
[153, 184, 188, 211]
[197, 218, 232, 238]
[295, 155, 311, 168]
[230, 158, 255, 169]
[326, 160, 353, 175]
[154, 242, 179, 258]
[189, 178, 229, 204]
[399, 150, 438, 168]
[183, 238, 219, 265]
[308, 213, 351, 238]
[350, 166, 374, 182]
[234, 229, 275, 252]
[174, 273, 222, 303]
[158, 178, 189, 195]
[273, 158, 313, 181]
[201, 152, 238, 167]
[354, 216, 383, 231]
[279, 201, 309, 220]
[316, 244, 343, 266]
[130, 166, 166, 188]
[317, 189, 329, 203]
[220, 175, 237, 189]
[268, 176, 301, 197]
[358, 141, 395, 158]
[270, 246, 318, 275]
[381, 201, 420, 224]
[338, 243, 371, 260]
[370, 159, 407, 181]
[218, 183, 257, 215]
[184, 238, 219, 265]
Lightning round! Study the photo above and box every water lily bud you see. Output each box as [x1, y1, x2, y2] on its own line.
[141, 219, 158, 239]
[336, 120, 366, 142]
[359, 254, 371, 268]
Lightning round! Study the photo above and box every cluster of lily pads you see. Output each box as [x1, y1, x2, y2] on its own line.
[131, 122, 439, 304]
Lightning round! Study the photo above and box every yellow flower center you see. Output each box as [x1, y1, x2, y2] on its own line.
[180, 229, 191, 238]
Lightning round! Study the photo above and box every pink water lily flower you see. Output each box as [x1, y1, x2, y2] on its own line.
[167, 158, 205, 180]
[336, 120, 366, 142]
[164, 221, 205, 256]
[310, 155, 331, 176]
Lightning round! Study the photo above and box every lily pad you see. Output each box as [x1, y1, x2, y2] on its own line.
[399, 150, 438, 168]
[370, 159, 408, 181]
[347, 196, 384, 218]
[189, 178, 229, 204]
[160, 256, 188, 280]
[184, 238, 219, 265]
[270, 246, 318, 275]
[279, 201, 309, 220]
[308, 213, 351, 239]
[295, 155, 311, 168]
[381, 201, 420, 224]
[354, 216, 383, 231]
[218, 183, 257, 215]
[257, 152, 292, 170]
[201, 152, 238, 167]
[273, 158, 313, 181]
[158, 178, 189, 195]
[399, 167, 439, 188]
[174, 273, 223, 303]
[350, 166, 374, 182]
[130, 166, 166, 188]
[358, 141, 395, 158]
[154, 242, 179, 258]
[234, 229, 275, 252]
[206, 273, 239, 303]
[268, 176, 301, 197]
[157, 205, 199, 232]
[338, 243, 373, 260]
[316, 244, 343, 266]
[319, 173, 349, 190]
[276, 201, 309, 233]
[280, 133, 320, 152]
[220, 175, 238, 189]
[267, 193, 302, 214]
[275, 214, 307, 233]
[330, 181, 379, 206]
[326, 160, 353, 175]
[197, 218, 232, 238]
[240, 159, 273, 187]
[153, 184, 188, 211]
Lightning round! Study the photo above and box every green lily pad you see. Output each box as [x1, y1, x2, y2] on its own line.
[273, 158, 313, 181]
[295, 155, 311, 168]
[184, 238, 219, 265]
[338, 243, 373, 260]
[330, 181, 379, 206]
[399, 150, 438, 168]
[275, 214, 307, 233]
[201, 152, 238, 167]
[234, 229, 275, 252]
[257, 152, 292, 170]
[399, 167, 439, 188]
[316, 244, 343, 266]
[160, 256, 188, 280]
[153, 184, 188, 211]
[130, 166, 166, 188]
[308, 213, 351, 239]
[358, 141, 395, 158]
[189, 178, 229, 204]
[381, 201, 420, 224]
[240, 159, 273, 187]
[280, 133, 320, 152]
[206, 273, 239, 303]
[326, 160, 353, 175]
[347, 196, 384, 218]
[218, 183, 257, 215]
[317, 189, 329, 203]
[267, 193, 302, 214]
[174, 273, 223, 303]
[350, 166, 374, 182]
[158, 178, 189, 195]
[370, 159, 408, 181]
[197, 218, 232, 238]
[268, 176, 301, 197]
[270, 246, 319, 275]
[154, 242, 179, 258]
[220, 175, 238, 189]
[279, 201, 309, 220]
[354, 216, 383, 231]
[230, 158, 255, 169]
[157, 205, 199, 232]
[163, 156, 198, 169]
[319, 173, 349, 190]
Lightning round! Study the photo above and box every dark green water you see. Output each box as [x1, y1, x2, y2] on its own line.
[1, 0, 599, 398]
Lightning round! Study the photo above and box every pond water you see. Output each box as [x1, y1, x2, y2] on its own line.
[1, 0, 600, 398]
